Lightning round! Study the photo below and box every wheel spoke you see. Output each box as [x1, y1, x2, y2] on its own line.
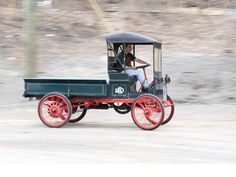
[137, 102, 145, 110]
[43, 102, 51, 108]
[60, 105, 67, 109]
[60, 114, 67, 120]
[145, 115, 157, 125]
[56, 96, 61, 104]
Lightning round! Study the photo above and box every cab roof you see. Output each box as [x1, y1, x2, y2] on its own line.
[105, 31, 161, 46]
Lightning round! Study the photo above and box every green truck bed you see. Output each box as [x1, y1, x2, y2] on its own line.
[23, 78, 108, 98]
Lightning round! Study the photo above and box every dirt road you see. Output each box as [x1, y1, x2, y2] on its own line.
[0, 101, 236, 163]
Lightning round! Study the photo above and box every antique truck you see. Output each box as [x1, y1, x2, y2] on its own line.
[23, 32, 174, 130]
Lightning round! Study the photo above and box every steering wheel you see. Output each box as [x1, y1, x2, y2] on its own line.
[135, 64, 150, 69]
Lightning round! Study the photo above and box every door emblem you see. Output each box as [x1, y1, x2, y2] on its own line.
[115, 87, 125, 94]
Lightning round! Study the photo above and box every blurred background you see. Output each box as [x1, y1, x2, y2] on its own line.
[0, 0, 236, 104]
[0, 0, 236, 164]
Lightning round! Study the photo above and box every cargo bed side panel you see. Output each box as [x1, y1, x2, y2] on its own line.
[24, 79, 108, 97]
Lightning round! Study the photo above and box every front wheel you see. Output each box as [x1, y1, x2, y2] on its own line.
[131, 94, 164, 130]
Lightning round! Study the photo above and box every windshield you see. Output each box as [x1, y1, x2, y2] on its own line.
[154, 47, 162, 73]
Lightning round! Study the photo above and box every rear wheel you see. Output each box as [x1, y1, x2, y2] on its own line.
[38, 92, 72, 128]
[69, 106, 87, 123]
[113, 103, 131, 114]
[131, 94, 164, 130]
[162, 95, 175, 125]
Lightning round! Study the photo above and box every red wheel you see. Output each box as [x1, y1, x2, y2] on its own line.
[162, 95, 175, 125]
[131, 94, 164, 130]
[38, 92, 72, 128]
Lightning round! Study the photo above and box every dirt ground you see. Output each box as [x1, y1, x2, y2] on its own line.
[1, 48, 236, 163]
[0, 102, 236, 163]
[0, 1, 236, 163]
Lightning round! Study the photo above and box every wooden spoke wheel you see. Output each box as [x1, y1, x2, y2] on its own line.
[131, 94, 164, 130]
[162, 95, 175, 125]
[69, 105, 87, 123]
[38, 92, 72, 128]
[113, 103, 131, 114]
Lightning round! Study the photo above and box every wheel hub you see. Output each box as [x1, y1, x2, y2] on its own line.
[144, 108, 152, 118]
[48, 105, 62, 118]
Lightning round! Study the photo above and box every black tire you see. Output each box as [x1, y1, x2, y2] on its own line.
[69, 108, 87, 123]
[72, 106, 78, 114]
[113, 103, 131, 114]
[161, 95, 175, 125]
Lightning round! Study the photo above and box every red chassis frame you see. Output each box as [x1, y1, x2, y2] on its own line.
[36, 96, 174, 109]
